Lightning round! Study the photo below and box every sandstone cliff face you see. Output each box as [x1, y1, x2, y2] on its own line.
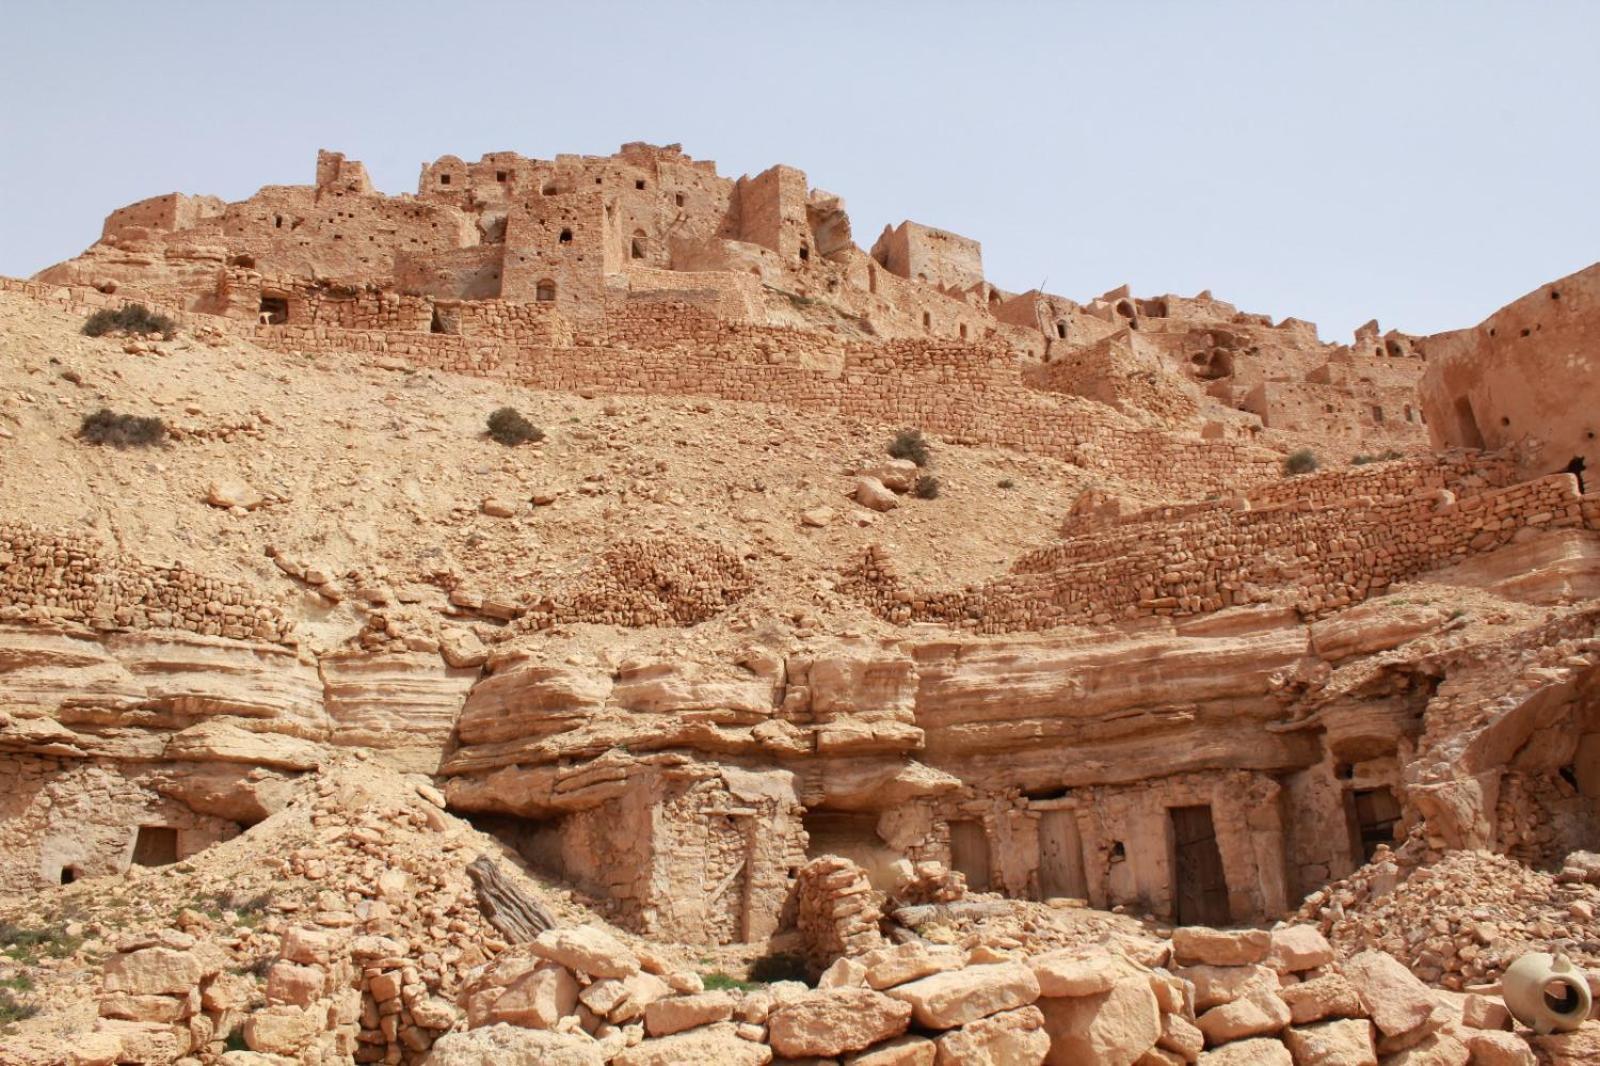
[0, 261, 1597, 1016]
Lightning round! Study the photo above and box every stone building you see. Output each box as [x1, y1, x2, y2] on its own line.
[38, 142, 1432, 456]
[1420, 261, 1600, 487]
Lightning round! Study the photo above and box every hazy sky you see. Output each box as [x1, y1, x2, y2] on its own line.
[3, 2, 1596, 340]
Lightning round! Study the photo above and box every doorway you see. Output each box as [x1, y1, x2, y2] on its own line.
[1453, 396, 1486, 448]
[131, 826, 179, 868]
[1037, 810, 1088, 900]
[1170, 806, 1229, 925]
[949, 820, 992, 892]
[1349, 788, 1402, 862]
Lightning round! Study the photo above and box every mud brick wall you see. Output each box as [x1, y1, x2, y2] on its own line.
[0, 522, 293, 645]
[849, 474, 1586, 633]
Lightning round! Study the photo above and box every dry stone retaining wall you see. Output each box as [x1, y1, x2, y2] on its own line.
[851, 473, 1591, 632]
[0, 522, 294, 645]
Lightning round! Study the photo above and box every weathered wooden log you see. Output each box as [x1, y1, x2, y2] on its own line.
[468, 854, 556, 943]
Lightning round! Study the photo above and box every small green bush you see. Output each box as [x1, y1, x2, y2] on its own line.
[702, 972, 760, 992]
[487, 406, 543, 446]
[888, 428, 931, 467]
[1283, 449, 1319, 476]
[914, 475, 942, 499]
[0, 987, 39, 1024]
[79, 408, 167, 448]
[82, 304, 176, 340]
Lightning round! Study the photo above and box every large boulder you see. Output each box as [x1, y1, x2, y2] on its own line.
[1195, 983, 1291, 1044]
[1279, 974, 1367, 1025]
[103, 947, 203, 997]
[1339, 951, 1436, 1039]
[612, 1022, 774, 1066]
[421, 1025, 604, 1066]
[1265, 926, 1335, 973]
[485, 962, 578, 1029]
[1175, 964, 1278, 1012]
[854, 477, 900, 512]
[529, 926, 641, 978]
[1171, 928, 1271, 967]
[1031, 953, 1147, 999]
[644, 990, 736, 1036]
[887, 963, 1040, 1029]
[1040, 974, 1160, 1066]
[1465, 1030, 1536, 1066]
[768, 986, 913, 1058]
[1282, 1019, 1378, 1066]
[1196, 1037, 1292, 1064]
[863, 943, 963, 991]
[848, 1035, 938, 1065]
[933, 1005, 1050, 1065]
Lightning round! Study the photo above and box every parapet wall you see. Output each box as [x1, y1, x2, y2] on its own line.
[849, 473, 1591, 632]
[0, 522, 294, 646]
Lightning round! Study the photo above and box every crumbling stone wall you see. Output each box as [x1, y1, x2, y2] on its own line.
[245, 314, 1285, 498]
[1070, 771, 1288, 924]
[850, 472, 1588, 632]
[0, 522, 294, 645]
[0, 755, 241, 893]
[795, 855, 886, 971]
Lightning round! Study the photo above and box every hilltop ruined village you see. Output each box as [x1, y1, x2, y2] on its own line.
[0, 140, 1597, 1066]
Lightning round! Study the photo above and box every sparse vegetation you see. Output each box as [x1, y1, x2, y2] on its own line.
[487, 406, 544, 446]
[0, 921, 82, 963]
[79, 408, 167, 448]
[889, 428, 931, 467]
[1283, 448, 1319, 476]
[702, 971, 761, 991]
[188, 889, 273, 929]
[997, 478, 1015, 489]
[0, 987, 39, 1025]
[914, 474, 942, 499]
[1352, 449, 1405, 465]
[82, 303, 176, 340]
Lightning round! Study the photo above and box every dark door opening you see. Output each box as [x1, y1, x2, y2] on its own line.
[1563, 456, 1587, 495]
[1037, 809, 1088, 900]
[1350, 788, 1401, 862]
[258, 296, 289, 325]
[949, 820, 992, 892]
[462, 812, 566, 881]
[132, 826, 179, 867]
[1453, 396, 1486, 448]
[1171, 805, 1230, 926]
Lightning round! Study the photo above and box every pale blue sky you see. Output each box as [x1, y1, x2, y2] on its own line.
[2, 1, 1596, 340]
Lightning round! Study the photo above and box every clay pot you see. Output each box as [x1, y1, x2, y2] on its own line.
[1500, 952, 1592, 1034]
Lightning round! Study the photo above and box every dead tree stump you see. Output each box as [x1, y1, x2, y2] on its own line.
[468, 854, 556, 943]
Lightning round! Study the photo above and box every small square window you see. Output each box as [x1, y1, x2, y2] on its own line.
[496, 170, 508, 182]
[635, 180, 646, 190]
[440, 174, 451, 185]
